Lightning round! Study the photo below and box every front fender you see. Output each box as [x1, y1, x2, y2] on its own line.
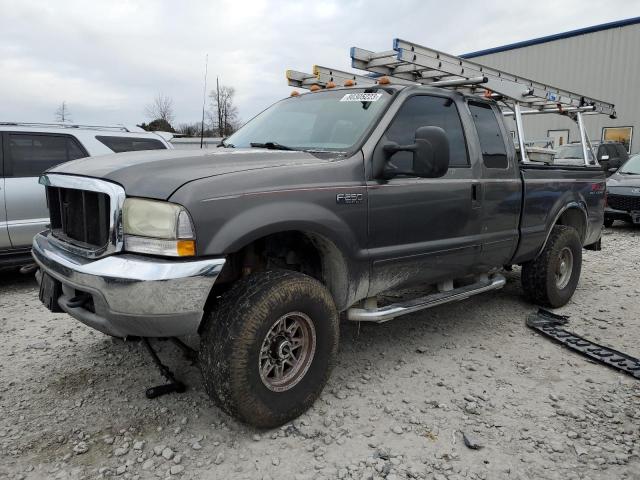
[189, 194, 370, 310]
[202, 199, 364, 259]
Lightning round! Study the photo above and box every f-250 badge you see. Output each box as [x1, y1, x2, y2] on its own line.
[336, 193, 364, 204]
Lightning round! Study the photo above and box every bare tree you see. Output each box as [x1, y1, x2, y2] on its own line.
[177, 122, 202, 137]
[208, 80, 239, 137]
[145, 93, 175, 123]
[55, 101, 72, 123]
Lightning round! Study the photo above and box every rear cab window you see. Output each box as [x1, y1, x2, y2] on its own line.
[96, 136, 167, 153]
[468, 101, 509, 169]
[5, 133, 87, 177]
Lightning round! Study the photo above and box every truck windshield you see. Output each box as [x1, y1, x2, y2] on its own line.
[619, 154, 640, 174]
[225, 88, 393, 152]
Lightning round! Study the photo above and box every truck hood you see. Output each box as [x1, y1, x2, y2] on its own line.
[607, 173, 640, 189]
[48, 148, 332, 199]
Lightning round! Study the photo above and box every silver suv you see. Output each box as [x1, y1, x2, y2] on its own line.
[0, 123, 172, 267]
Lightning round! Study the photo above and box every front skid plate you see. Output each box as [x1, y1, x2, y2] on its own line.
[527, 309, 640, 379]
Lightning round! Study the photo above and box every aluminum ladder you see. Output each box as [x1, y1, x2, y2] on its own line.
[286, 38, 616, 164]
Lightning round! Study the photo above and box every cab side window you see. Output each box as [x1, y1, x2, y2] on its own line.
[468, 101, 509, 169]
[95, 136, 167, 153]
[384, 95, 469, 172]
[7, 134, 87, 177]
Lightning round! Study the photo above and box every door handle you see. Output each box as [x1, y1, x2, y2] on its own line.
[471, 184, 482, 209]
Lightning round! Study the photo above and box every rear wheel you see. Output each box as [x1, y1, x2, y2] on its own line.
[199, 270, 339, 428]
[521, 225, 582, 308]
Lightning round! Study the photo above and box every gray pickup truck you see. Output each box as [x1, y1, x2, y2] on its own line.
[32, 83, 605, 428]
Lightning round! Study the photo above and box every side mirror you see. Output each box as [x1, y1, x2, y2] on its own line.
[600, 154, 610, 161]
[382, 126, 449, 178]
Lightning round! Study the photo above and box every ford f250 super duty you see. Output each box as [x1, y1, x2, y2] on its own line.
[32, 39, 609, 428]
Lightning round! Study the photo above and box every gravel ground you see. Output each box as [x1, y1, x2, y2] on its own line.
[1, 225, 639, 480]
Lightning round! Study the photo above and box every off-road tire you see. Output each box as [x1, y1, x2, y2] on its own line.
[199, 270, 339, 428]
[603, 218, 614, 228]
[521, 225, 582, 308]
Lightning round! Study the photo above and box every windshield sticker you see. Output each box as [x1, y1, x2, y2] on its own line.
[340, 93, 383, 102]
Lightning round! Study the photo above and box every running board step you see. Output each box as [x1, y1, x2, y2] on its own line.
[347, 274, 506, 323]
[527, 309, 640, 379]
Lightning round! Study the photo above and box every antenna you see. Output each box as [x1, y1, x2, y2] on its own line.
[216, 76, 221, 138]
[200, 53, 209, 149]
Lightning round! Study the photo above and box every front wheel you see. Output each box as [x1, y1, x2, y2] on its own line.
[521, 225, 582, 308]
[199, 270, 339, 428]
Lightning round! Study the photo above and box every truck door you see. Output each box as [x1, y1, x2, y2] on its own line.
[0, 135, 11, 250]
[3, 132, 87, 248]
[367, 94, 482, 295]
[466, 100, 521, 269]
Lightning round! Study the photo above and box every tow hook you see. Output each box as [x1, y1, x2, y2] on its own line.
[140, 338, 198, 399]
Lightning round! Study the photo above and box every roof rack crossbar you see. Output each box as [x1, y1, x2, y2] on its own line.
[0, 122, 131, 132]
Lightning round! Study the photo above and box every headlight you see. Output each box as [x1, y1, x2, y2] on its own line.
[123, 198, 196, 257]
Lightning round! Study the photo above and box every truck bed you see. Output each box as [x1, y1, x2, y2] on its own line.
[513, 163, 606, 264]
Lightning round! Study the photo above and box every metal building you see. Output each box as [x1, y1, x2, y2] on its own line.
[462, 17, 640, 155]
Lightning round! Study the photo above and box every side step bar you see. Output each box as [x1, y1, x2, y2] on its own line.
[347, 274, 506, 323]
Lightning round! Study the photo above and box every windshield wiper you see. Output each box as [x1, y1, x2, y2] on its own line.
[217, 139, 235, 148]
[619, 171, 639, 175]
[250, 141, 295, 151]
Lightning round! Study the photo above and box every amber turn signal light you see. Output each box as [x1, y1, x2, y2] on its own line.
[177, 240, 196, 257]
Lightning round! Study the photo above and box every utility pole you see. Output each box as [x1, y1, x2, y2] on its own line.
[200, 54, 208, 149]
[216, 76, 222, 138]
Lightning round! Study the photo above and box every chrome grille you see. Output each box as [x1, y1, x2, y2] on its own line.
[47, 186, 110, 248]
[39, 174, 126, 258]
[608, 194, 640, 212]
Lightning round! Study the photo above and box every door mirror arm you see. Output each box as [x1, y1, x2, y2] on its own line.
[383, 142, 419, 156]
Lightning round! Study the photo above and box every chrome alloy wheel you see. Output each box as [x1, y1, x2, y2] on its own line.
[259, 312, 316, 392]
[555, 247, 574, 289]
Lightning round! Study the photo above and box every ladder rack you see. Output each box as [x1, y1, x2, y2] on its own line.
[286, 37, 616, 165]
[287, 66, 378, 89]
[350, 39, 616, 117]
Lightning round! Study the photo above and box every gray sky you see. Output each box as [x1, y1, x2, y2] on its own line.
[2, 0, 639, 128]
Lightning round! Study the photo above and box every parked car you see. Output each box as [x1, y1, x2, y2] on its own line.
[554, 141, 628, 175]
[0, 123, 172, 267]
[596, 141, 629, 172]
[32, 83, 605, 428]
[604, 153, 640, 227]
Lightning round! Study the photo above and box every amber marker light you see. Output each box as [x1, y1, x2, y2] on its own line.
[177, 240, 196, 257]
[326, 81, 336, 89]
[290, 90, 300, 97]
[309, 84, 321, 92]
[377, 76, 391, 85]
[344, 79, 355, 87]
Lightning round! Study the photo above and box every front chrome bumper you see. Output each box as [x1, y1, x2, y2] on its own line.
[32, 231, 225, 337]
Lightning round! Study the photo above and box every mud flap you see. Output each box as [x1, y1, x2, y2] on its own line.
[527, 309, 640, 379]
[584, 238, 602, 251]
